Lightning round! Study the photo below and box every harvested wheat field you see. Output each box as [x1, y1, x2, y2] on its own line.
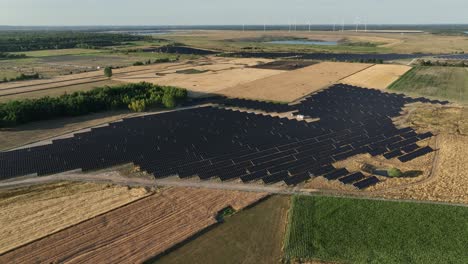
[218, 62, 372, 102]
[341, 64, 412, 89]
[0, 182, 149, 254]
[0, 187, 267, 263]
[114, 57, 279, 97]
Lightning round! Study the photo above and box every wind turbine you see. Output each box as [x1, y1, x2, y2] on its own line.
[355, 17, 360, 32]
[308, 20, 311, 32]
[341, 19, 345, 32]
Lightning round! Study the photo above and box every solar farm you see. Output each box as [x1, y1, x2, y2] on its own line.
[0, 84, 446, 190]
[1, 26, 468, 264]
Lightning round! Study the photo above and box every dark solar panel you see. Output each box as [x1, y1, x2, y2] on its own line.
[353, 176, 380, 189]
[324, 168, 349, 180]
[339, 172, 366, 184]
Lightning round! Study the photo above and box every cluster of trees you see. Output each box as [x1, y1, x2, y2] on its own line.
[0, 52, 27, 59]
[330, 58, 384, 64]
[418, 60, 467, 67]
[0, 31, 148, 52]
[0, 82, 187, 127]
[132, 57, 175, 66]
[1, 73, 41, 83]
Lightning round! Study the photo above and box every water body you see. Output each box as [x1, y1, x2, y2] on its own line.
[266, 40, 338, 46]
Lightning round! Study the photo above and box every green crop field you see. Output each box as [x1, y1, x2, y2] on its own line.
[389, 66, 468, 104]
[284, 195, 468, 264]
[152, 195, 290, 264]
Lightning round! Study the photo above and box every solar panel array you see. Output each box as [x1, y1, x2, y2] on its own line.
[227, 52, 432, 61]
[0, 84, 445, 189]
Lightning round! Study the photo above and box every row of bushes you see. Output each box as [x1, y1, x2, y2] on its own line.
[0, 82, 187, 127]
[418, 59, 468, 67]
[0, 52, 27, 60]
[1, 73, 41, 83]
[132, 57, 176, 66]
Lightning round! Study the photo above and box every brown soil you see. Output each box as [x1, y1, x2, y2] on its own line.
[0, 187, 267, 263]
[341, 64, 412, 89]
[218, 62, 372, 102]
[0, 182, 149, 254]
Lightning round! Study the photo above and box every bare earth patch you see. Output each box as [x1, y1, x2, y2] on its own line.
[218, 62, 372, 102]
[0, 187, 267, 263]
[0, 182, 149, 254]
[341, 64, 412, 89]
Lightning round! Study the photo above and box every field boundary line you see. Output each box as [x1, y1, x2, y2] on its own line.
[336, 63, 375, 83]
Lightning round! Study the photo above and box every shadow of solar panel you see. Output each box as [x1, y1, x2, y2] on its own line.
[353, 176, 380, 189]
[398, 146, 434, 162]
[324, 168, 349, 180]
[339, 172, 365, 184]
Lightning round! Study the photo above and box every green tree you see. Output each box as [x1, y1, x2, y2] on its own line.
[162, 94, 176, 108]
[104, 67, 113, 78]
[128, 99, 146, 112]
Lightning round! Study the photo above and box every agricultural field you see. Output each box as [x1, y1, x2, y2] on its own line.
[1, 48, 191, 78]
[0, 79, 123, 102]
[0, 187, 266, 263]
[284, 195, 468, 264]
[163, 30, 468, 54]
[0, 110, 139, 150]
[219, 62, 372, 102]
[155, 195, 289, 264]
[0, 181, 150, 254]
[341, 64, 412, 89]
[114, 57, 280, 97]
[389, 66, 468, 104]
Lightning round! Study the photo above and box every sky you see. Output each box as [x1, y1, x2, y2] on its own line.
[1, 0, 468, 26]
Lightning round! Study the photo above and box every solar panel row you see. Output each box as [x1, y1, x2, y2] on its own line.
[0, 84, 442, 190]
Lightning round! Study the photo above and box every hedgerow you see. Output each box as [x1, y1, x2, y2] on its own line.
[0, 82, 187, 127]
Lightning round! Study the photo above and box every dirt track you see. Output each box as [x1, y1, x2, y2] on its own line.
[0, 187, 266, 263]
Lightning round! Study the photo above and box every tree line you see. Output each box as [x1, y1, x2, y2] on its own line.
[1, 73, 41, 83]
[0, 82, 187, 127]
[0, 31, 149, 52]
[0, 52, 27, 59]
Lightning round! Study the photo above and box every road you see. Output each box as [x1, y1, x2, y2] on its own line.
[1, 168, 467, 208]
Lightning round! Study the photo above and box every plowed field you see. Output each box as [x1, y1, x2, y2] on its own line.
[0, 187, 266, 263]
